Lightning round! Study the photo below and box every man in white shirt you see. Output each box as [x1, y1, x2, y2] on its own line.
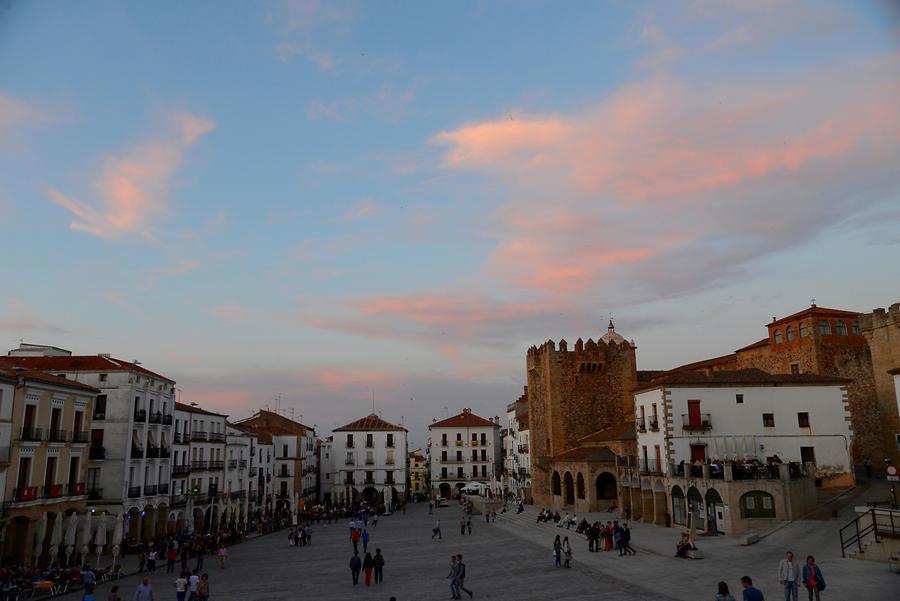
[133, 577, 154, 601]
[777, 550, 801, 601]
[174, 573, 187, 601]
[188, 570, 200, 597]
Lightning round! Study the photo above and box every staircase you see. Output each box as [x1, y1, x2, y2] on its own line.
[840, 506, 900, 563]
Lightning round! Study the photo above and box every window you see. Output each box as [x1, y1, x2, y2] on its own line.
[836, 321, 848, 336]
[441, 450, 447, 461]
[740, 491, 776, 518]
[386, 433, 394, 448]
[346, 434, 354, 448]
[472, 466, 477, 477]
[819, 320, 831, 336]
[786, 326, 795, 341]
[480, 433, 487, 445]
[456, 451, 462, 461]
[366, 434, 374, 448]
[471, 450, 477, 461]
[99, 373, 108, 382]
[735, 394, 744, 404]
[456, 433, 462, 441]
[441, 467, 448, 478]
[774, 329, 783, 344]
[797, 412, 810, 428]
[441, 433, 448, 446]
[481, 465, 487, 477]
[800, 446, 816, 464]
[799, 321, 808, 338]
[852, 320, 861, 335]
[481, 449, 486, 461]
[790, 363, 800, 375]
[457, 467, 463, 478]
[282, 444, 288, 458]
[762, 413, 775, 427]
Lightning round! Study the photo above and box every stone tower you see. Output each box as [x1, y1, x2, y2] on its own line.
[526, 321, 638, 507]
[859, 303, 900, 465]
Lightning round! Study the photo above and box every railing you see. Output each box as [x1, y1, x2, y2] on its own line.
[731, 463, 782, 480]
[648, 416, 659, 431]
[149, 411, 163, 424]
[162, 414, 173, 425]
[147, 445, 160, 458]
[42, 484, 63, 499]
[517, 445, 528, 453]
[208, 460, 224, 470]
[89, 445, 106, 460]
[639, 458, 661, 474]
[87, 488, 103, 501]
[239, 460, 248, 468]
[279, 469, 290, 477]
[681, 413, 712, 431]
[19, 427, 44, 442]
[228, 460, 238, 469]
[345, 459, 354, 466]
[840, 507, 900, 557]
[160, 446, 171, 458]
[192, 460, 208, 470]
[12, 486, 40, 502]
[133, 409, 147, 422]
[171, 493, 188, 506]
[455, 440, 463, 446]
[66, 482, 85, 496]
[48, 429, 68, 443]
[72, 431, 89, 443]
[471, 440, 479, 446]
[192, 431, 208, 441]
[209, 432, 225, 442]
[92, 411, 106, 421]
[174, 432, 191, 444]
[131, 445, 144, 459]
[636, 417, 646, 432]
[157, 483, 169, 494]
[127, 486, 142, 498]
[172, 465, 191, 476]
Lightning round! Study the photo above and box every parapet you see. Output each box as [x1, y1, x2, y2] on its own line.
[860, 302, 900, 331]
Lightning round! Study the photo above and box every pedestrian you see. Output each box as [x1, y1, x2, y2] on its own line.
[147, 549, 157, 573]
[107, 585, 121, 601]
[778, 551, 800, 601]
[195, 546, 204, 572]
[362, 529, 370, 553]
[349, 551, 361, 585]
[166, 545, 177, 573]
[179, 546, 189, 573]
[133, 577, 154, 601]
[83, 586, 96, 601]
[83, 565, 97, 590]
[428, 500, 433, 515]
[716, 581, 736, 601]
[446, 555, 460, 600]
[621, 523, 636, 556]
[562, 536, 572, 568]
[137, 551, 146, 573]
[373, 548, 384, 584]
[432, 519, 442, 539]
[174, 571, 188, 601]
[198, 574, 210, 601]
[217, 545, 227, 569]
[351, 527, 361, 553]
[802, 556, 825, 601]
[466, 514, 472, 535]
[740, 576, 765, 601]
[460, 515, 466, 536]
[553, 535, 562, 568]
[456, 554, 473, 599]
[864, 457, 872, 478]
[363, 552, 374, 586]
[188, 570, 200, 600]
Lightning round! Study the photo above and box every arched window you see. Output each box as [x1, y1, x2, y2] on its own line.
[740, 491, 776, 518]
[551, 471, 562, 496]
[774, 329, 783, 344]
[819, 320, 831, 336]
[799, 321, 808, 338]
[836, 321, 848, 336]
[671, 485, 686, 525]
[576, 473, 585, 500]
[786, 326, 795, 341]
[851, 320, 861, 335]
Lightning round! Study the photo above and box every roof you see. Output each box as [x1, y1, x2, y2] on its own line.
[0, 364, 100, 393]
[768, 305, 860, 328]
[635, 368, 852, 392]
[735, 338, 770, 353]
[429, 408, 499, 429]
[576, 423, 636, 444]
[0, 354, 175, 383]
[334, 413, 407, 432]
[175, 401, 228, 418]
[637, 370, 665, 383]
[888, 367, 900, 375]
[232, 409, 313, 435]
[553, 446, 618, 463]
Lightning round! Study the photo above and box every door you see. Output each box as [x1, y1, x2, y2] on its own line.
[45, 456, 57, 488]
[690, 444, 706, 462]
[800, 446, 816, 465]
[687, 400, 701, 427]
[706, 503, 718, 534]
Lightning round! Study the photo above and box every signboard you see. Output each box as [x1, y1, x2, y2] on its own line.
[887, 464, 898, 482]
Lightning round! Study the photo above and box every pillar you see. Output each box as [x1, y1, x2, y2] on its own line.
[640, 489, 653, 523]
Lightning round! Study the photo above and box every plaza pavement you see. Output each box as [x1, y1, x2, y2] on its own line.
[57, 489, 897, 600]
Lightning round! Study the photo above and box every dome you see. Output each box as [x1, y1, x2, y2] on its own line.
[600, 319, 626, 344]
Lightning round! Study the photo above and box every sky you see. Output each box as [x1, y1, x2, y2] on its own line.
[1, 0, 899, 448]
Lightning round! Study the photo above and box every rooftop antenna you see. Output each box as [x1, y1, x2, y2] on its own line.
[810, 297, 816, 307]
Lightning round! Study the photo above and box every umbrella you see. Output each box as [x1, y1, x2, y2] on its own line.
[111, 512, 124, 568]
[79, 512, 93, 566]
[94, 514, 108, 569]
[185, 496, 194, 534]
[64, 513, 78, 566]
[49, 511, 64, 562]
[33, 512, 48, 566]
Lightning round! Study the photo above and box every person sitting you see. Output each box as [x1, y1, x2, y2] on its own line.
[675, 532, 696, 558]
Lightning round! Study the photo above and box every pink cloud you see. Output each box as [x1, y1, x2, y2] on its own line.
[49, 111, 216, 241]
[343, 198, 381, 220]
[0, 92, 39, 131]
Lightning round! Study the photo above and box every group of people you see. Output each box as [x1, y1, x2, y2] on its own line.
[287, 524, 313, 547]
[446, 554, 473, 599]
[347, 508, 386, 587]
[582, 520, 635, 555]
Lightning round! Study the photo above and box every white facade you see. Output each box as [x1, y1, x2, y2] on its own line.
[173, 402, 227, 531]
[254, 438, 275, 513]
[504, 403, 531, 497]
[225, 424, 255, 518]
[319, 437, 333, 503]
[428, 409, 502, 499]
[330, 415, 408, 506]
[634, 380, 854, 476]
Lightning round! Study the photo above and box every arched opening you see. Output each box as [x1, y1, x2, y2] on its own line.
[595, 472, 617, 501]
[687, 487, 704, 531]
[563, 472, 575, 505]
[551, 471, 562, 496]
[670, 485, 686, 526]
[705, 488, 724, 534]
[455, 482, 465, 499]
[575, 473, 585, 500]
[740, 491, 776, 519]
[439, 483, 452, 499]
[362, 486, 378, 504]
[192, 507, 205, 533]
[652, 480, 667, 525]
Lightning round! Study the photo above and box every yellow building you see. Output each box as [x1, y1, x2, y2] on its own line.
[408, 448, 427, 499]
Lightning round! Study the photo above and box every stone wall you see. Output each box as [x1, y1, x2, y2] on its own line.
[860, 303, 900, 465]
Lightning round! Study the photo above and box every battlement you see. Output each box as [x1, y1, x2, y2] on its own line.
[526, 335, 635, 369]
[860, 302, 900, 331]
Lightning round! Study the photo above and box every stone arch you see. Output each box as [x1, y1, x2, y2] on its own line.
[705, 488, 724, 534]
[362, 486, 378, 504]
[652, 479, 668, 525]
[670, 485, 686, 526]
[551, 471, 562, 496]
[575, 473, 585, 500]
[595, 472, 617, 500]
[740, 490, 776, 519]
[686, 486, 704, 530]
[563, 472, 575, 505]
[439, 483, 452, 499]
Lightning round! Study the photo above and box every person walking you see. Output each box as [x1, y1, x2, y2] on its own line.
[362, 552, 374, 586]
[349, 551, 362, 585]
[188, 570, 200, 600]
[740, 576, 765, 601]
[466, 514, 472, 535]
[456, 554, 473, 599]
[433, 519, 442, 539]
[216, 545, 227, 569]
[351, 527, 361, 553]
[446, 555, 460, 600]
[174, 571, 187, 601]
[197, 574, 210, 601]
[778, 551, 801, 601]
[195, 546, 204, 572]
[802, 556, 825, 601]
[147, 549, 157, 573]
[620, 523, 636, 556]
[715, 581, 736, 601]
[179, 545, 189, 573]
[362, 529, 370, 553]
[137, 551, 146, 573]
[428, 500, 433, 515]
[166, 545, 177, 574]
[132, 577, 154, 601]
[373, 548, 385, 584]
[553, 535, 562, 568]
[107, 585, 121, 601]
[460, 515, 466, 536]
[562, 537, 572, 568]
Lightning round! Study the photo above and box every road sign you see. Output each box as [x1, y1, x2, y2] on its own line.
[887, 464, 898, 482]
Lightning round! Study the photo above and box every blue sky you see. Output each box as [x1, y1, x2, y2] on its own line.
[1, 1, 899, 446]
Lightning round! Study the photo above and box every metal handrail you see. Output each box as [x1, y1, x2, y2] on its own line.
[839, 507, 900, 557]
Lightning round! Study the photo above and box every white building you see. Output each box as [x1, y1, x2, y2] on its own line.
[3, 346, 176, 541]
[329, 414, 408, 506]
[504, 396, 531, 499]
[173, 402, 227, 532]
[319, 436, 334, 504]
[253, 434, 275, 516]
[225, 424, 255, 522]
[428, 408, 501, 500]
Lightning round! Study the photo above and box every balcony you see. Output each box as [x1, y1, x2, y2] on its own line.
[648, 416, 659, 431]
[174, 432, 191, 444]
[636, 417, 647, 433]
[133, 409, 147, 423]
[42, 484, 63, 499]
[48, 429, 68, 443]
[160, 446, 171, 458]
[92, 411, 106, 421]
[144, 484, 158, 496]
[365, 459, 374, 465]
[147, 445, 160, 459]
[228, 460, 238, 469]
[517, 445, 528, 454]
[471, 440, 479, 447]
[162, 414, 173, 425]
[131, 445, 144, 459]
[681, 413, 712, 431]
[209, 432, 225, 443]
[66, 482, 85, 496]
[172, 464, 191, 476]
[12, 486, 40, 502]
[127, 486, 142, 498]
[191, 431, 208, 442]
[639, 458, 662, 474]
[455, 440, 463, 447]
[208, 460, 224, 470]
[279, 469, 290, 478]
[345, 459, 354, 466]
[89, 445, 106, 460]
[19, 426, 44, 442]
[72, 431, 89, 443]
[192, 460, 208, 470]
[170, 493, 187, 506]
[239, 459, 248, 468]
[87, 488, 103, 501]
[149, 411, 163, 424]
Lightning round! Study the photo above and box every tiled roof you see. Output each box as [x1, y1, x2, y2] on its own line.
[768, 305, 860, 328]
[553, 446, 618, 463]
[0, 354, 175, 383]
[0, 364, 100, 393]
[661, 353, 738, 376]
[576, 423, 636, 444]
[636, 368, 851, 392]
[637, 370, 666, 382]
[232, 410, 312, 434]
[334, 414, 407, 432]
[175, 401, 228, 418]
[429, 409, 498, 429]
[734, 338, 770, 353]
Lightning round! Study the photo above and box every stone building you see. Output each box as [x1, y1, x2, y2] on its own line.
[526, 321, 638, 507]
[859, 303, 900, 466]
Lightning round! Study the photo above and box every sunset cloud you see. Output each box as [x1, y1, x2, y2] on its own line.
[49, 111, 216, 241]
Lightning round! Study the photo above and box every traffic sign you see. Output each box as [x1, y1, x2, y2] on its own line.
[887, 464, 898, 482]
